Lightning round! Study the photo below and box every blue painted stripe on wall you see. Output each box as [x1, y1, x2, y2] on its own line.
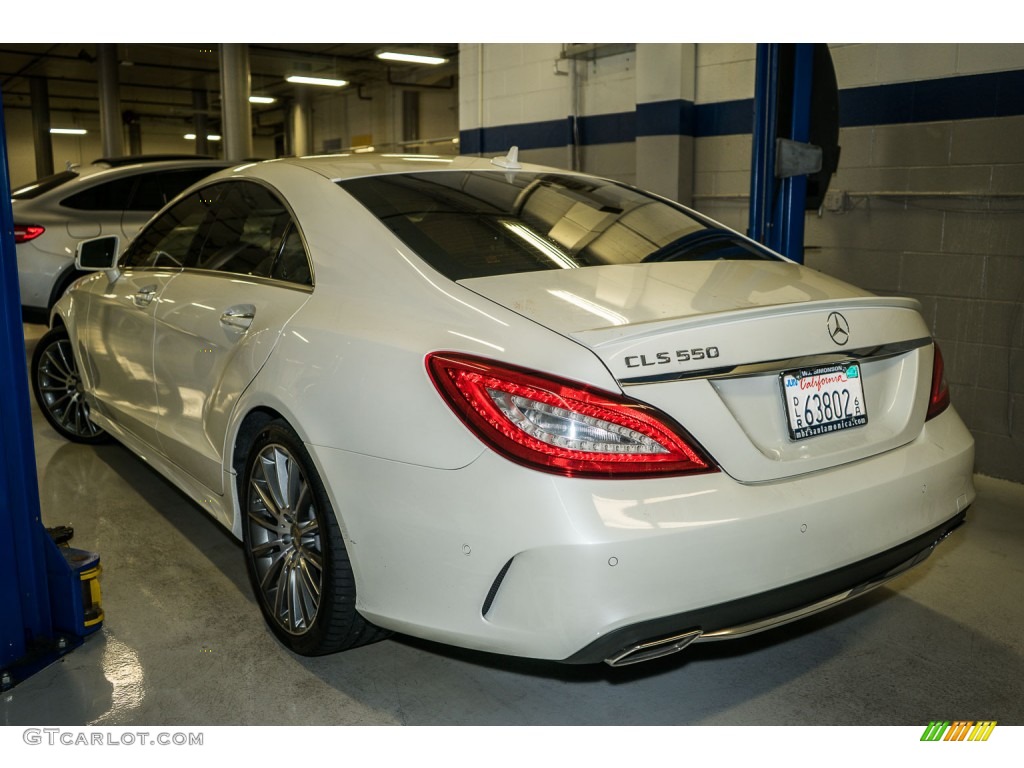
[636, 100, 696, 136]
[695, 99, 753, 137]
[460, 69, 1024, 151]
[460, 118, 572, 155]
[580, 111, 635, 144]
[839, 69, 1024, 126]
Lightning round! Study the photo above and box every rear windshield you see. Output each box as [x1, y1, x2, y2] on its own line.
[11, 170, 79, 200]
[338, 171, 780, 280]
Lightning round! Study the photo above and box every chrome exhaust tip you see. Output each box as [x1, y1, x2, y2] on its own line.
[604, 629, 702, 667]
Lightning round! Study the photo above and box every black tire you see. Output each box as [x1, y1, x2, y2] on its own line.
[242, 420, 389, 656]
[31, 327, 110, 444]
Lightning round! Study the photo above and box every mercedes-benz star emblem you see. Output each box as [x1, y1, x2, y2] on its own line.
[827, 311, 850, 345]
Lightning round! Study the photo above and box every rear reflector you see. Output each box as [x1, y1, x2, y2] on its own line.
[14, 224, 45, 244]
[427, 352, 716, 478]
[926, 342, 951, 421]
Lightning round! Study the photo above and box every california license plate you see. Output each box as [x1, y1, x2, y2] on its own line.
[781, 362, 868, 440]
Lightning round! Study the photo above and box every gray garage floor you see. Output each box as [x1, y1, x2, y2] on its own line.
[3, 323, 1024, 727]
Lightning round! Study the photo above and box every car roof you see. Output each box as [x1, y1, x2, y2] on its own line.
[253, 151, 558, 183]
[78, 156, 235, 177]
[92, 153, 222, 167]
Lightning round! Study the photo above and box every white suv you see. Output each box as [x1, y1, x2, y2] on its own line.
[12, 155, 232, 320]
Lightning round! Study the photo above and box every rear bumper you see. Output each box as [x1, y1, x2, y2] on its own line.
[308, 406, 975, 663]
[569, 508, 966, 665]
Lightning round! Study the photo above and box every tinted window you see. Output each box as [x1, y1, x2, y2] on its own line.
[128, 167, 222, 211]
[190, 182, 291, 278]
[122, 188, 217, 269]
[339, 171, 780, 280]
[61, 175, 138, 211]
[122, 180, 311, 283]
[272, 225, 312, 286]
[11, 170, 79, 200]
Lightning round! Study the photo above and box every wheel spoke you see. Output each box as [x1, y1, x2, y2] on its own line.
[55, 341, 74, 378]
[43, 348, 72, 381]
[292, 565, 307, 631]
[250, 480, 285, 524]
[301, 547, 323, 572]
[48, 391, 73, 410]
[250, 535, 287, 558]
[286, 458, 303, 509]
[297, 556, 321, 601]
[276, 561, 292, 630]
[266, 549, 290, 601]
[296, 564, 318, 628]
[262, 450, 291, 511]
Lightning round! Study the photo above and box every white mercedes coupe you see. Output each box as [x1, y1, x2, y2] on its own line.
[32, 152, 975, 666]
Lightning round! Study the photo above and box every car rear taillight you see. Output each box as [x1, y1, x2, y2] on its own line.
[926, 342, 951, 421]
[427, 352, 717, 479]
[14, 225, 45, 244]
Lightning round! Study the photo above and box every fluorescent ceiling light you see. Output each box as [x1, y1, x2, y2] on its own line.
[286, 75, 347, 87]
[353, 146, 375, 154]
[377, 51, 447, 66]
[249, 95, 276, 104]
[184, 133, 222, 141]
[50, 128, 87, 135]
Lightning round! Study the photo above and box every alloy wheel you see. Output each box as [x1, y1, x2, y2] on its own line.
[246, 443, 324, 635]
[35, 335, 104, 440]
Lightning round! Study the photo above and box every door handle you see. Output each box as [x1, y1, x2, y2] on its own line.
[132, 285, 157, 307]
[220, 305, 255, 331]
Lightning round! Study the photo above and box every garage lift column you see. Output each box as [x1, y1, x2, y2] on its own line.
[220, 44, 253, 161]
[634, 44, 696, 206]
[748, 43, 817, 262]
[0, 97, 101, 690]
[97, 44, 125, 159]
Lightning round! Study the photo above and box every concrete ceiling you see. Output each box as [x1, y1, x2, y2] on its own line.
[0, 43, 459, 123]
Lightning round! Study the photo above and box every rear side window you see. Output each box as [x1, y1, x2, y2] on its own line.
[60, 175, 138, 211]
[127, 167, 222, 211]
[339, 171, 779, 280]
[190, 182, 294, 279]
[11, 170, 79, 200]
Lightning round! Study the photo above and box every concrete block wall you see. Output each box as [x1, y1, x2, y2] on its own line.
[459, 42, 1024, 483]
[458, 43, 697, 203]
[805, 44, 1024, 483]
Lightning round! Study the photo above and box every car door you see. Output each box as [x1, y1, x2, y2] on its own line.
[80, 188, 216, 447]
[150, 180, 313, 493]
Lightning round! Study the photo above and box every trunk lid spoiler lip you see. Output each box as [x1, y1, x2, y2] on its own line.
[570, 295, 923, 349]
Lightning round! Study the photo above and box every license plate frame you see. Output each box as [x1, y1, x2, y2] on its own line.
[780, 361, 869, 440]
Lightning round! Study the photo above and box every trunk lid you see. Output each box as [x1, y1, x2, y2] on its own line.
[460, 261, 934, 482]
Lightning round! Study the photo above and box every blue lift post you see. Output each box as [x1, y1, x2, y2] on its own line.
[749, 43, 817, 263]
[0, 89, 100, 690]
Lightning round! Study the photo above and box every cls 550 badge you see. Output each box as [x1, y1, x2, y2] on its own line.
[625, 347, 721, 369]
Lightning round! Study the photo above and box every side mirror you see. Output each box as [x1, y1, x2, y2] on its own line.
[75, 235, 121, 281]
